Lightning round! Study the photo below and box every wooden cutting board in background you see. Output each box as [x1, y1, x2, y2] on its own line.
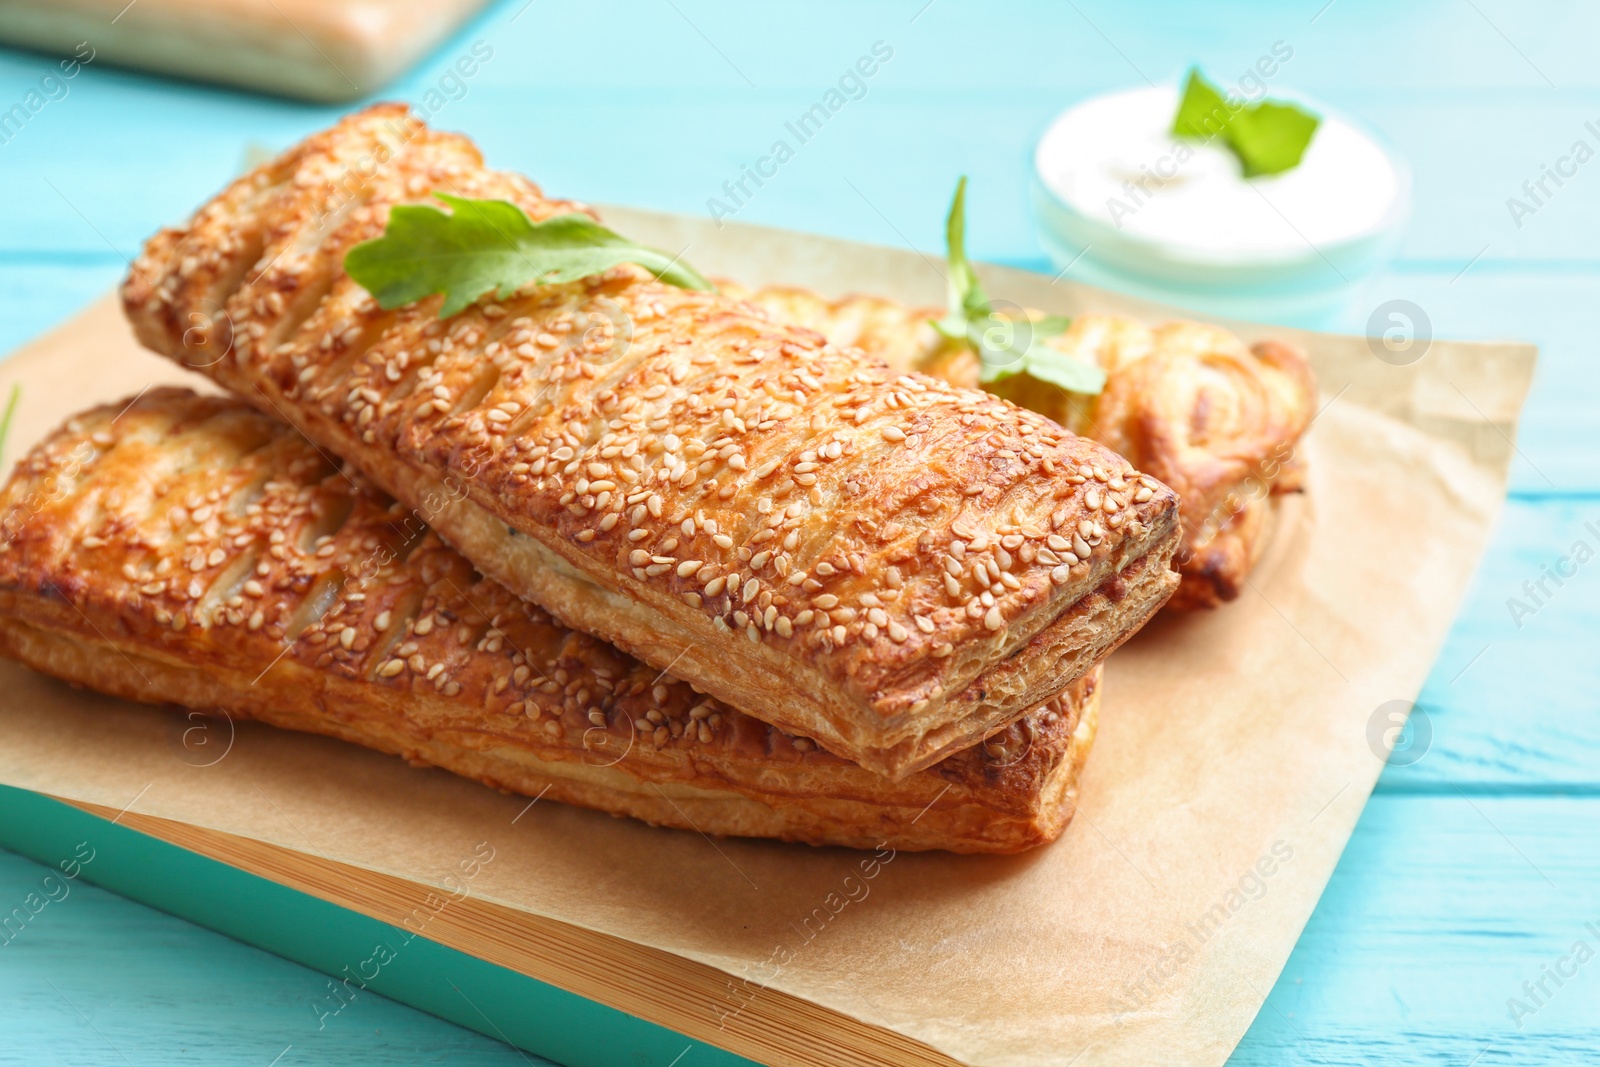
[0, 0, 494, 102]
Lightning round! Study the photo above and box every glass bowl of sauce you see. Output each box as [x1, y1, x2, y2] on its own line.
[1032, 84, 1409, 325]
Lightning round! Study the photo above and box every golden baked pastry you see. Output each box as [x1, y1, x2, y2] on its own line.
[0, 389, 1099, 854]
[121, 104, 1179, 779]
[725, 285, 1315, 610]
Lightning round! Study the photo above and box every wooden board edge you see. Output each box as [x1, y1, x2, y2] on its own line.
[61, 796, 966, 1067]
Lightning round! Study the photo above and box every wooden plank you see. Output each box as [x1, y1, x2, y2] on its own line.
[1234, 794, 1600, 1065]
[0, 261, 120, 356]
[10, 81, 1600, 267]
[1380, 496, 1600, 792]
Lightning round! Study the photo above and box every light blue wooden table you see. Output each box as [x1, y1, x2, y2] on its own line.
[1, 1, 1595, 1062]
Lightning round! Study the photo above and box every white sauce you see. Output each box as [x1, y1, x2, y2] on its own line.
[1035, 86, 1402, 261]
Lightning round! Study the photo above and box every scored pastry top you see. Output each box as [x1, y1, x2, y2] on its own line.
[0, 388, 1086, 811]
[726, 284, 1316, 611]
[121, 104, 1177, 764]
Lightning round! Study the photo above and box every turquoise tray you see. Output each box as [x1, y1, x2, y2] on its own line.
[0, 783, 754, 1067]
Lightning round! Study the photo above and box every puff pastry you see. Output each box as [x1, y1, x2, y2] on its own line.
[0, 390, 1099, 853]
[726, 285, 1315, 610]
[120, 104, 1180, 778]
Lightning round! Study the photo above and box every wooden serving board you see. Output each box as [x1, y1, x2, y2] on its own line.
[0, 0, 493, 102]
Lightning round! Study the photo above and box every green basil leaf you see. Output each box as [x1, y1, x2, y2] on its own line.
[970, 314, 1103, 394]
[934, 179, 1101, 395]
[345, 194, 713, 319]
[1022, 344, 1108, 395]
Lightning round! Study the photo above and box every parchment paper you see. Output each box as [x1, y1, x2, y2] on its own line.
[0, 210, 1536, 1066]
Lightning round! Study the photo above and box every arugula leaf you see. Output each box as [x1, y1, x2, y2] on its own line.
[1170, 68, 1320, 178]
[932, 178, 1105, 395]
[345, 194, 713, 318]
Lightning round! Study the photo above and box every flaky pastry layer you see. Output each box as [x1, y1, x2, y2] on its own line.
[119, 104, 1179, 776]
[0, 389, 1100, 853]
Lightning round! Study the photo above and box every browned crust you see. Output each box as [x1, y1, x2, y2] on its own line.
[0, 388, 1101, 853]
[729, 286, 1315, 612]
[118, 103, 1179, 777]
